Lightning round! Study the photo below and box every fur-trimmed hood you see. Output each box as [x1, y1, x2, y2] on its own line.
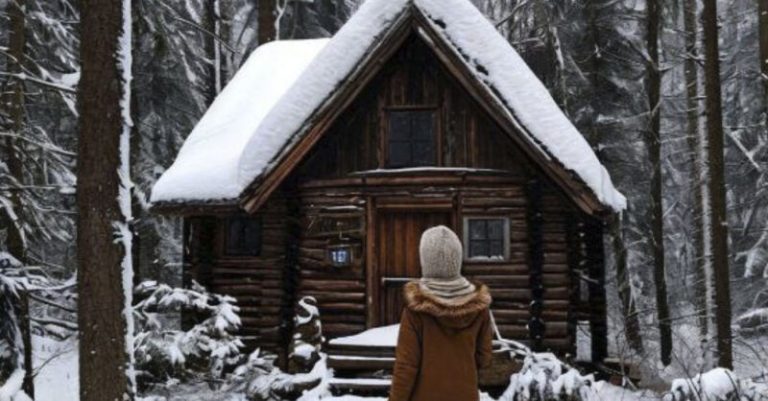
[403, 281, 492, 329]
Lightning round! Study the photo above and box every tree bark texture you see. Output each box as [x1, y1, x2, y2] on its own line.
[647, 0, 672, 367]
[702, 0, 733, 370]
[77, 1, 135, 400]
[683, 0, 709, 338]
[258, 0, 277, 44]
[612, 217, 644, 352]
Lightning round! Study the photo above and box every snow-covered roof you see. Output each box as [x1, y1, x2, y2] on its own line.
[150, 39, 329, 202]
[151, 0, 626, 212]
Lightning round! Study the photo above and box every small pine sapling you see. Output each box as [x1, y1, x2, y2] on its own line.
[132, 280, 244, 387]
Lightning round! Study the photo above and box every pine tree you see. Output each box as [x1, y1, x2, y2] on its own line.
[682, 0, 711, 339]
[647, 0, 672, 367]
[701, 0, 733, 370]
[259, 0, 277, 43]
[77, 0, 136, 399]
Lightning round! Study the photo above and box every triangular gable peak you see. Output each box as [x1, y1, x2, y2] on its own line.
[237, 7, 621, 216]
[150, 0, 625, 216]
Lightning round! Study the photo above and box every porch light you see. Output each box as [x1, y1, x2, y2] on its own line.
[328, 244, 352, 267]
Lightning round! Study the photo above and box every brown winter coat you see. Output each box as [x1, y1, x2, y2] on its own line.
[389, 281, 493, 401]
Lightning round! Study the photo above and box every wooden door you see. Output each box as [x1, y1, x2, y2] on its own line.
[376, 210, 453, 325]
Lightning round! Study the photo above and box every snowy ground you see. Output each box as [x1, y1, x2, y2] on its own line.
[28, 332, 766, 401]
[32, 336, 78, 401]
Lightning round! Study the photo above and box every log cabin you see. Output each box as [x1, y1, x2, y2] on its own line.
[150, 0, 626, 369]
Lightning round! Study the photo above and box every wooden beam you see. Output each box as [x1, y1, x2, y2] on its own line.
[526, 178, 545, 351]
[412, 13, 608, 217]
[240, 11, 416, 213]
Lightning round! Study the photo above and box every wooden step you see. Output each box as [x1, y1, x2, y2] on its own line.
[325, 343, 395, 358]
[329, 377, 391, 395]
[328, 354, 396, 371]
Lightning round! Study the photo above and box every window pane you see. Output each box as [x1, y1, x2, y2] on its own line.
[387, 110, 436, 168]
[469, 220, 487, 240]
[470, 240, 488, 258]
[226, 217, 261, 256]
[489, 240, 504, 257]
[412, 140, 435, 165]
[412, 112, 434, 140]
[487, 219, 504, 240]
[227, 219, 244, 252]
[389, 141, 412, 167]
[389, 111, 412, 141]
[243, 220, 262, 253]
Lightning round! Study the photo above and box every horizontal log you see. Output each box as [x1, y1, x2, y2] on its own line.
[300, 280, 366, 291]
[302, 292, 365, 303]
[473, 275, 531, 287]
[464, 264, 528, 275]
[321, 314, 367, 324]
[299, 269, 364, 280]
[542, 322, 568, 337]
[319, 302, 367, 312]
[489, 289, 531, 300]
[496, 325, 528, 339]
[323, 323, 366, 335]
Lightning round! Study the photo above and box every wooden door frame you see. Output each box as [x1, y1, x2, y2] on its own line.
[365, 199, 456, 327]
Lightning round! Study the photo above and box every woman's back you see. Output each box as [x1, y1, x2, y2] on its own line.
[389, 281, 493, 401]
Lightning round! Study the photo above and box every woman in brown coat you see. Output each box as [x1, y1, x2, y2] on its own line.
[389, 225, 493, 401]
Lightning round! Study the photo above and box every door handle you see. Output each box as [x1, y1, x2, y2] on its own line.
[381, 277, 413, 284]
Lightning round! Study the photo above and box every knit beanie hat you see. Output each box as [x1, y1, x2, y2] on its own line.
[419, 225, 475, 299]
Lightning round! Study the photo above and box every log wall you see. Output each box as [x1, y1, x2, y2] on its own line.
[182, 192, 294, 360]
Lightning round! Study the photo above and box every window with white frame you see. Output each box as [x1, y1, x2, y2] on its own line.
[463, 217, 510, 261]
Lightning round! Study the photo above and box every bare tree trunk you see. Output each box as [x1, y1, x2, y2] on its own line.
[701, 0, 733, 370]
[77, 0, 136, 399]
[259, 0, 277, 44]
[683, 0, 709, 339]
[612, 217, 644, 352]
[206, 0, 223, 101]
[647, 0, 672, 366]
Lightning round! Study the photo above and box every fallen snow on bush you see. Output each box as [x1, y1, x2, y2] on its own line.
[668, 368, 768, 401]
[499, 352, 597, 401]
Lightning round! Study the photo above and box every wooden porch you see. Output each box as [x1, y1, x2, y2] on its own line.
[324, 324, 523, 396]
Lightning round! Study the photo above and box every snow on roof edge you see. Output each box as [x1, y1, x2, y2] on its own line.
[414, 0, 626, 211]
[236, 0, 411, 192]
[150, 39, 330, 203]
[152, 0, 626, 213]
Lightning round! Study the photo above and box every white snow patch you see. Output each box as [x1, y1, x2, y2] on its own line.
[328, 324, 399, 348]
[151, 0, 624, 212]
[669, 368, 745, 401]
[32, 336, 78, 401]
[0, 369, 24, 401]
[117, 0, 137, 395]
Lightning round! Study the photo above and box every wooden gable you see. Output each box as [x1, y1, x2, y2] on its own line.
[238, 10, 609, 217]
[294, 34, 533, 181]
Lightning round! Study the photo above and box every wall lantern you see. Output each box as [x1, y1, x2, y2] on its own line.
[328, 244, 353, 267]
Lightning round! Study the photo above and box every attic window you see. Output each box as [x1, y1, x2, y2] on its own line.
[463, 217, 510, 261]
[387, 110, 436, 167]
[224, 216, 262, 256]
